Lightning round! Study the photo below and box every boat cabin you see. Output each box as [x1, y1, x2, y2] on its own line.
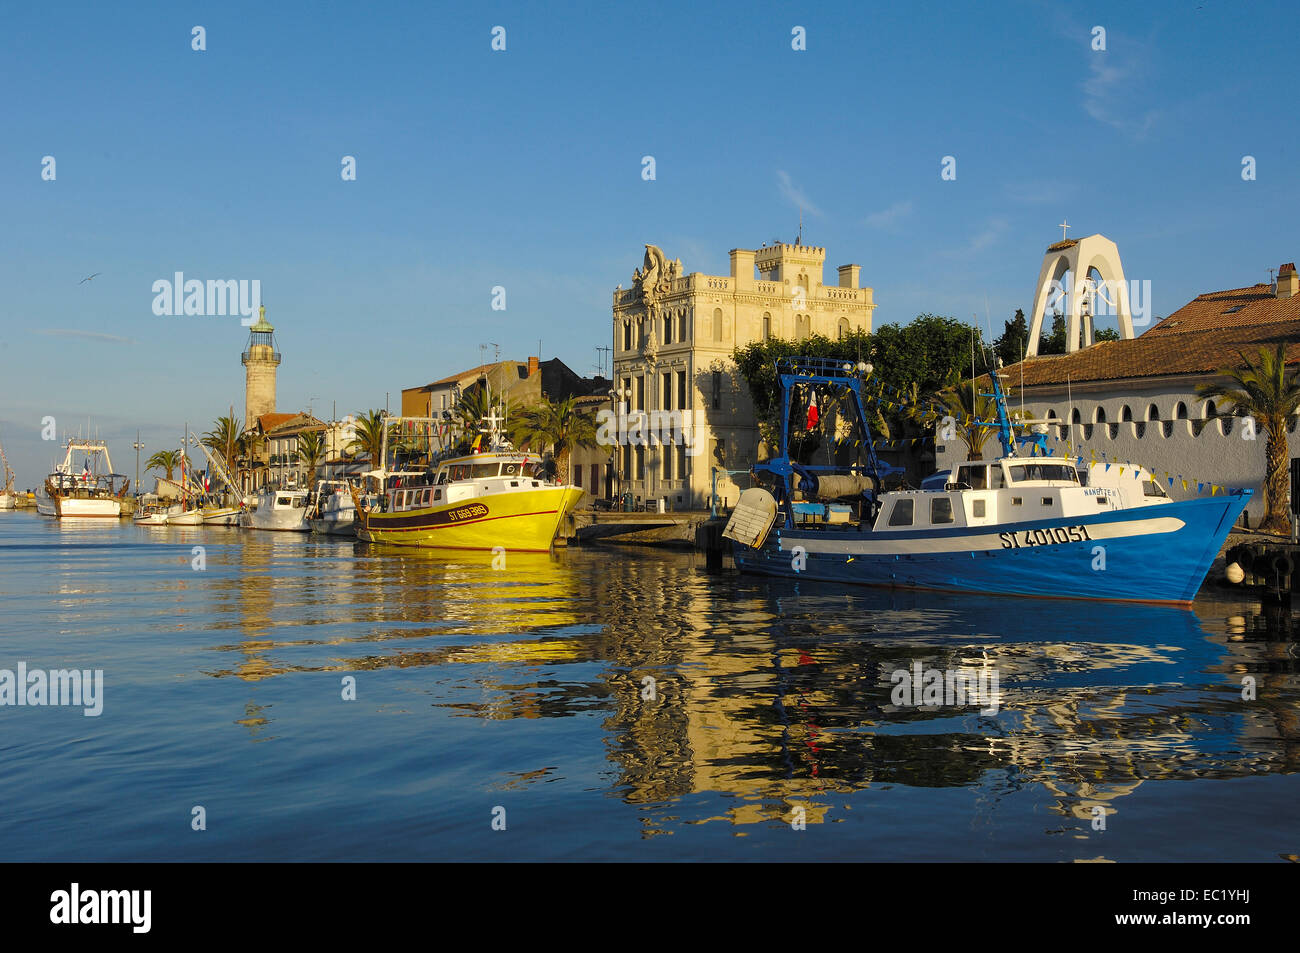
[380, 453, 549, 514]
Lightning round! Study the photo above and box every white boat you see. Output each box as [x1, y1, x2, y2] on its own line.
[42, 439, 127, 519]
[202, 505, 243, 526]
[133, 499, 171, 525]
[164, 502, 205, 525]
[307, 480, 358, 536]
[0, 432, 14, 509]
[240, 484, 309, 531]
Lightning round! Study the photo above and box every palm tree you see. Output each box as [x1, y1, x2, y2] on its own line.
[934, 378, 999, 460]
[202, 415, 241, 470]
[509, 396, 598, 484]
[347, 410, 387, 468]
[233, 429, 265, 490]
[297, 430, 326, 482]
[452, 387, 504, 441]
[145, 449, 181, 482]
[1197, 344, 1300, 534]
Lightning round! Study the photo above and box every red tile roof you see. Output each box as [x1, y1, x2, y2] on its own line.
[1006, 282, 1300, 387]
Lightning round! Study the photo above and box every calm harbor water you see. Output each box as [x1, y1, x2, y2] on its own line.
[1, 510, 1296, 862]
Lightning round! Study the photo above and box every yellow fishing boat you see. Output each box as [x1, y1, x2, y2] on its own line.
[356, 451, 583, 551]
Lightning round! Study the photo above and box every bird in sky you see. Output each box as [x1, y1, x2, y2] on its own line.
[79, 273, 101, 284]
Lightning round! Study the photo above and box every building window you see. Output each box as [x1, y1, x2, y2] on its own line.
[677, 370, 687, 410]
[622, 444, 631, 480]
[635, 376, 644, 411]
[623, 321, 631, 351]
[635, 446, 645, 480]
[838, 317, 849, 340]
[662, 372, 672, 411]
[711, 371, 722, 409]
[676, 444, 687, 480]
[662, 443, 673, 479]
[762, 313, 771, 340]
[663, 315, 672, 345]
[713, 308, 723, 342]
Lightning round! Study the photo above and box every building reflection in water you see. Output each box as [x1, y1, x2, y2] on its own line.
[196, 537, 1300, 830]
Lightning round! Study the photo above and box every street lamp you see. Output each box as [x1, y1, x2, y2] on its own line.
[132, 431, 144, 497]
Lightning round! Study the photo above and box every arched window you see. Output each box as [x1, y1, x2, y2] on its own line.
[1146, 403, 1160, 422]
[1120, 405, 1133, 422]
[713, 308, 723, 343]
[1093, 406, 1107, 423]
[1174, 402, 1188, 419]
[838, 317, 850, 340]
[762, 313, 771, 341]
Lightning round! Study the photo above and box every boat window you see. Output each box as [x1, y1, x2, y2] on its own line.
[434, 488, 442, 501]
[1006, 463, 1079, 484]
[472, 463, 500, 479]
[421, 489, 432, 506]
[989, 466, 1006, 489]
[1041, 497, 1052, 506]
[449, 465, 471, 482]
[1011, 497, 1022, 505]
[931, 497, 954, 524]
[276, 496, 291, 506]
[888, 499, 914, 527]
[503, 463, 518, 475]
[1143, 479, 1168, 498]
[972, 500, 986, 518]
[956, 465, 987, 490]
[293, 497, 305, 508]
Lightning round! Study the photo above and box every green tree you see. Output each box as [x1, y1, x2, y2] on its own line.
[1197, 344, 1300, 534]
[994, 309, 1029, 366]
[297, 430, 326, 481]
[1094, 327, 1120, 342]
[203, 414, 242, 484]
[347, 410, 388, 468]
[508, 396, 597, 484]
[145, 449, 181, 482]
[1038, 313, 1068, 355]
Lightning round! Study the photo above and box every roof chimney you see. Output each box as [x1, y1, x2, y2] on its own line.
[528, 355, 540, 376]
[1277, 263, 1298, 299]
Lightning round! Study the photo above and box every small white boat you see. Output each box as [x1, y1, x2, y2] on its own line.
[165, 502, 205, 525]
[133, 500, 171, 525]
[307, 480, 358, 536]
[241, 485, 309, 531]
[0, 430, 16, 509]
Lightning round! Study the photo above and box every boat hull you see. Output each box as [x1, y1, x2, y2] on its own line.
[165, 507, 204, 525]
[51, 497, 122, 518]
[202, 506, 242, 526]
[309, 516, 356, 536]
[733, 493, 1249, 605]
[240, 509, 309, 531]
[0, 492, 14, 511]
[358, 485, 583, 551]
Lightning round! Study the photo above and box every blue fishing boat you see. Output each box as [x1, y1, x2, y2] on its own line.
[724, 356, 1249, 605]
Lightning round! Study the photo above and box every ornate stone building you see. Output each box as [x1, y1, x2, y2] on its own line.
[611, 240, 875, 509]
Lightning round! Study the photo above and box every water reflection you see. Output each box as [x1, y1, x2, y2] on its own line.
[191, 532, 1300, 831]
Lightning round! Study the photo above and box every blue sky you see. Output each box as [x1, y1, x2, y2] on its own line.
[1, 0, 1296, 485]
